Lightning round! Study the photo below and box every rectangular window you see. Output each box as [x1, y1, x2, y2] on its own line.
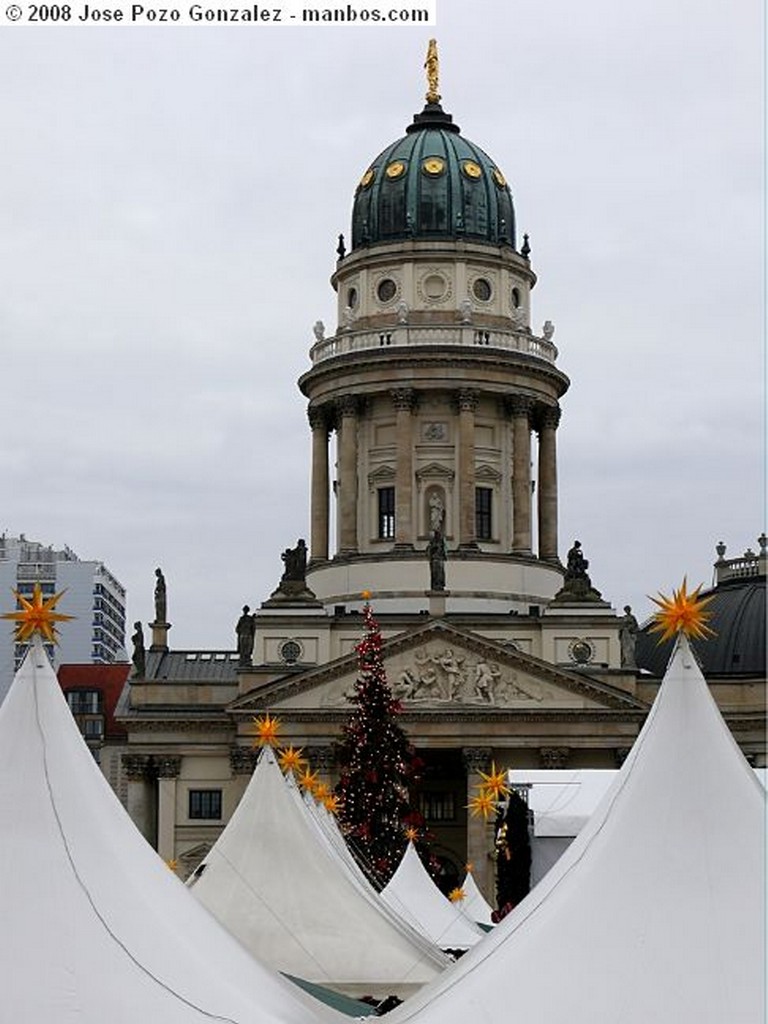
[66, 690, 101, 715]
[475, 487, 493, 540]
[378, 486, 396, 540]
[189, 789, 222, 820]
[419, 791, 456, 822]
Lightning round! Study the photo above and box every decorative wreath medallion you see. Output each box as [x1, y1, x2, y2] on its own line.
[385, 160, 406, 180]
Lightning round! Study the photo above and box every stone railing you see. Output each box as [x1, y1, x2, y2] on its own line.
[309, 324, 558, 365]
[714, 536, 767, 584]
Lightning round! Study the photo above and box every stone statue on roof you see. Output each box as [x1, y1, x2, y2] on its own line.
[236, 605, 256, 667]
[154, 568, 167, 623]
[131, 622, 146, 678]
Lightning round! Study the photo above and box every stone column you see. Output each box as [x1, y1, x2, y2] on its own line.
[457, 389, 479, 548]
[308, 405, 330, 562]
[391, 388, 417, 548]
[462, 746, 494, 902]
[122, 754, 154, 845]
[337, 396, 359, 554]
[508, 395, 533, 555]
[155, 755, 181, 862]
[536, 405, 561, 561]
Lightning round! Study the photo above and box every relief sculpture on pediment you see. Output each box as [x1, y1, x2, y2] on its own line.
[391, 644, 542, 706]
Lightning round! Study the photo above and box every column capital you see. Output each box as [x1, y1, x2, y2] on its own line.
[337, 394, 360, 418]
[122, 753, 152, 780]
[154, 755, 182, 779]
[505, 393, 535, 419]
[305, 745, 337, 773]
[535, 403, 562, 432]
[230, 745, 258, 776]
[390, 387, 417, 412]
[307, 404, 331, 432]
[456, 388, 480, 413]
[539, 746, 570, 769]
[462, 746, 493, 774]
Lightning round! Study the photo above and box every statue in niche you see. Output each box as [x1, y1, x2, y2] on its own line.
[427, 527, 447, 591]
[619, 605, 639, 669]
[131, 621, 146, 678]
[396, 300, 409, 324]
[235, 605, 256, 667]
[459, 298, 472, 324]
[154, 568, 167, 623]
[428, 491, 445, 532]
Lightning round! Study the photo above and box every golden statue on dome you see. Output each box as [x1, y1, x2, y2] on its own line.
[425, 38, 441, 104]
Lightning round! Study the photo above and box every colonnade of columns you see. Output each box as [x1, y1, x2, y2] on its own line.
[307, 390, 561, 564]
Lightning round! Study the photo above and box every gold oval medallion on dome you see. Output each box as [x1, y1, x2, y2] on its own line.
[492, 167, 507, 188]
[359, 168, 375, 189]
[422, 157, 445, 177]
[462, 160, 483, 180]
[385, 160, 406, 180]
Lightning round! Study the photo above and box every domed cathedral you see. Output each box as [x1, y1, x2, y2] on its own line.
[300, 45, 566, 612]
[117, 46, 764, 898]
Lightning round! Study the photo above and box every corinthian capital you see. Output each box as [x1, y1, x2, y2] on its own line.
[307, 405, 330, 432]
[506, 394, 535, 420]
[457, 388, 480, 413]
[536, 404, 561, 431]
[390, 387, 417, 412]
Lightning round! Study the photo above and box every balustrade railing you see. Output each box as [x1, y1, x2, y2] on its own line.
[309, 323, 558, 365]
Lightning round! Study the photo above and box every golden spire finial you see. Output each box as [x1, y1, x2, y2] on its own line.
[424, 38, 440, 104]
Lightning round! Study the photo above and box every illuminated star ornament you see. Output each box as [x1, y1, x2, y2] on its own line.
[468, 790, 497, 821]
[322, 793, 340, 815]
[252, 713, 281, 747]
[649, 578, 715, 643]
[448, 886, 466, 903]
[277, 745, 307, 775]
[298, 767, 319, 793]
[403, 825, 420, 842]
[478, 762, 510, 801]
[1, 582, 74, 643]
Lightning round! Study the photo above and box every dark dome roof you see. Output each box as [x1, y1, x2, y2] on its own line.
[351, 103, 516, 251]
[636, 575, 766, 677]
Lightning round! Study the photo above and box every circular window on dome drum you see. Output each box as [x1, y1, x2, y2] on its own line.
[347, 286, 358, 309]
[359, 168, 375, 189]
[568, 638, 595, 665]
[422, 157, 445, 177]
[492, 168, 507, 188]
[385, 160, 406, 180]
[472, 278, 492, 302]
[377, 278, 397, 304]
[462, 160, 483, 180]
[279, 639, 303, 665]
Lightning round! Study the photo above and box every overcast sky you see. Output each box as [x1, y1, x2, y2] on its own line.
[0, 0, 763, 651]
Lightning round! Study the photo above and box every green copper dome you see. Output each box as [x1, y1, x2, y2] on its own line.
[351, 103, 516, 251]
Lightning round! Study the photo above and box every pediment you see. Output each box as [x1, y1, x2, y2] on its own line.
[231, 621, 646, 717]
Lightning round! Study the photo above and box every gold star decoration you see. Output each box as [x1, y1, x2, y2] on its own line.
[448, 886, 466, 903]
[477, 761, 510, 800]
[314, 782, 331, 801]
[1, 582, 74, 644]
[165, 858, 178, 872]
[404, 825, 420, 842]
[252, 713, 281, 747]
[298, 767, 319, 793]
[467, 791, 497, 821]
[277, 745, 307, 775]
[464, 861, 474, 874]
[361, 589, 372, 601]
[649, 578, 715, 643]
[322, 793, 340, 815]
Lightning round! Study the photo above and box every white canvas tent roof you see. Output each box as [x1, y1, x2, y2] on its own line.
[189, 747, 446, 998]
[381, 842, 485, 950]
[387, 635, 766, 1024]
[0, 637, 333, 1024]
[456, 870, 494, 927]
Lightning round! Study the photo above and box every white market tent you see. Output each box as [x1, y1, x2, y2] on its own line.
[456, 869, 494, 927]
[188, 747, 447, 998]
[0, 637, 334, 1024]
[381, 842, 485, 950]
[387, 635, 766, 1024]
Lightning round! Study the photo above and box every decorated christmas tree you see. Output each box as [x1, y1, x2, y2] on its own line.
[335, 597, 425, 884]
